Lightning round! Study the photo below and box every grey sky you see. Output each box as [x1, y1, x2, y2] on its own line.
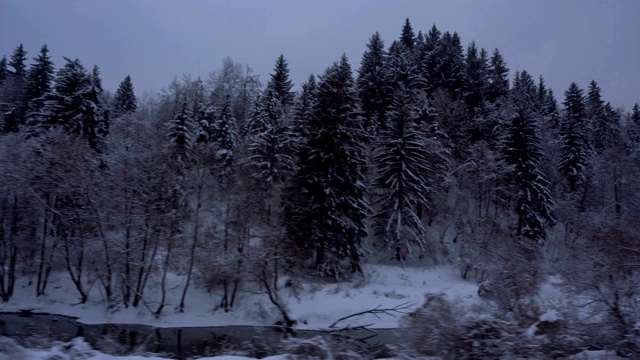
[1, 0, 638, 109]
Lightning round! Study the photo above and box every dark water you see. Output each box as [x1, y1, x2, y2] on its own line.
[0, 312, 402, 359]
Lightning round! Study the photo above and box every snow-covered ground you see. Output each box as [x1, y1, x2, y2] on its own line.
[0, 336, 289, 360]
[0, 264, 479, 329]
[0, 335, 625, 360]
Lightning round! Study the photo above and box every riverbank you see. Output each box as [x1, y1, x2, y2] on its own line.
[0, 264, 480, 330]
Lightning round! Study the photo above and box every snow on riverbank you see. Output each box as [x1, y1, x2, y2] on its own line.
[0, 264, 478, 329]
[0, 335, 625, 360]
[0, 336, 289, 360]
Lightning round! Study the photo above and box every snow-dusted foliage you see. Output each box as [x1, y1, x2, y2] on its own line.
[285, 55, 369, 277]
[372, 53, 445, 261]
[1, 21, 639, 357]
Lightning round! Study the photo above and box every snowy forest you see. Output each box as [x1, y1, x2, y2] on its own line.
[1, 18, 640, 359]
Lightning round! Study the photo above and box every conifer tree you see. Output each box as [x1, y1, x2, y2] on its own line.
[462, 42, 488, 117]
[24, 45, 55, 115]
[0, 56, 7, 85]
[30, 58, 109, 151]
[267, 54, 295, 109]
[628, 103, 640, 149]
[536, 76, 547, 110]
[486, 49, 510, 103]
[249, 89, 296, 186]
[373, 54, 439, 261]
[248, 56, 297, 187]
[420, 24, 442, 97]
[586, 80, 608, 152]
[431, 32, 465, 98]
[502, 108, 554, 244]
[356, 31, 390, 134]
[544, 89, 560, 128]
[213, 95, 238, 181]
[167, 101, 194, 157]
[559, 82, 590, 194]
[285, 55, 369, 277]
[113, 75, 138, 116]
[511, 70, 537, 113]
[9, 44, 27, 76]
[399, 18, 416, 53]
[292, 74, 317, 146]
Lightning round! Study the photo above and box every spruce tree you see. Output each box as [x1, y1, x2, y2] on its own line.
[559, 82, 590, 194]
[31, 58, 109, 151]
[462, 42, 488, 117]
[502, 108, 554, 245]
[431, 32, 465, 98]
[285, 55, 369, 277]
[399, 18, 416, 53]
[628, 103, 640, 149]
[9, 44, 28, 76]
[373, 54, 438, 261]
[536, 76, 547, 110]
[84, 65, 109, 151]
[586, 80, 607, 152]
[0, 56, 7, 85]
[292, 74, 317, 147]
[213, 95, 238, 182]
[486, 49, 510, 103]
[113, 75, 138, 116]
[267, 54, 295, 109]
[248, 89, 296, 186]
[24, 45, 55, 116]
[167, 101, 194, 157]
[544, 89, 560, 129]
[248, 55, 297, 187]
[356, 31, 390, 134]
[420, 24, 442, 97]
[511, 70, 537, 113]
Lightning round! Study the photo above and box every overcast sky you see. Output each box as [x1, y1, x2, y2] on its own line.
[1, 0, 638, 109]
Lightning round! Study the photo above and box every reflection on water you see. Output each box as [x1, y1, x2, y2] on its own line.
[0, 312, 401, 359]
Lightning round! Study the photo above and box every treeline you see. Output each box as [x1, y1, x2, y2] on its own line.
[1, 18, 639, 342]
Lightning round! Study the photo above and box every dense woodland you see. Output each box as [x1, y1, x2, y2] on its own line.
[1, 18, 640, 357]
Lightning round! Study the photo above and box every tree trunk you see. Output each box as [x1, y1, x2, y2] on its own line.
[179, 179, 202, 312]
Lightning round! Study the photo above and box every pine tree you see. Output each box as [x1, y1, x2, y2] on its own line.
[373, 54, 439, 261]
[356, 31, 390, 134]
[24, 45, 55, 116]
[486, 49, 510, 103]
[0, 56, 7, 85]
[285, 55, 369, 277]
[113, 75, 138, 116]
[559, 82, 590, 194]
[9, 44, 28, 76]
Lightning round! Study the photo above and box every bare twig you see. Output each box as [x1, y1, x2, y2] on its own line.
[328, 302, 413, 329]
